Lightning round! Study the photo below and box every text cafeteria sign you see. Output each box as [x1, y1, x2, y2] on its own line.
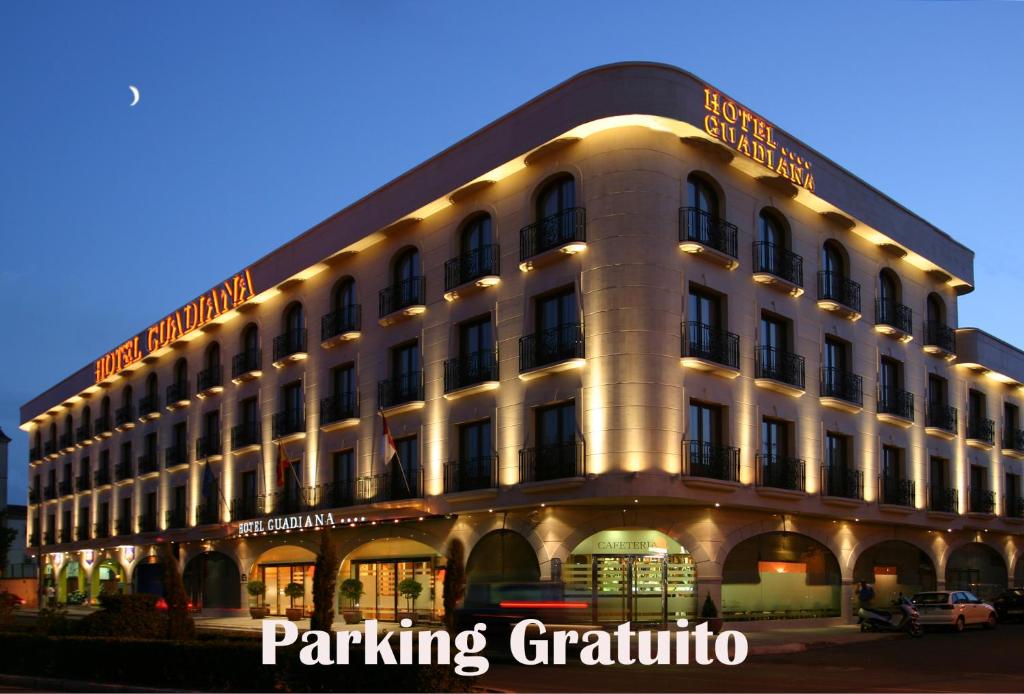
[93, 268, 257, 383]
[701, 87, 815, 193]
[237, 511, 366, 537]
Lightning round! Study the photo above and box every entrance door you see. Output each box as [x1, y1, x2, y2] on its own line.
[591, 555, 667, 624]
[631, 555, 667, 623]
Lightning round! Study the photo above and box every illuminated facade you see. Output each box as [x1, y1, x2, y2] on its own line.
[20, 64, 1024, 624]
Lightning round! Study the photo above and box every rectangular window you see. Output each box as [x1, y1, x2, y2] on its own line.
[1005, 402, 1021, 448]
[203, 410, 220, 440]
[145, 491, 157, 520]
[120, 441, 132, 466]
[759, 312, 789, 352]
[392, 436, 419, 498]
[241, 470, 257, 501]
[823, 336, 849, 373]
[535, 287, 577, 334]
[879, 357, 902, 392]
[145, 432, 157, 458]
[969, 390, 986, 422]
[173, 484, 187, 515]
[459, 316, 493, 358]
[241, 397, 258, 428]
[761, 418, 789, 457]
[536, 401, 576, 448]
[392, 342, 420, 381]
[688, 286, 722, 329]
[688, 401, 723, 445]
[928, 374, 948, 407]
[120, 496, 131, 525]
[930, 456, 948, 489]
[173, 421, 187, 450]
[282, 381, 303, 416]
[825, 432, 849, 469]
[332, 450, 354, 484]
[459, 420, 492, 461]
[882, 445, 902, 484]
[332, 363, 355, 399]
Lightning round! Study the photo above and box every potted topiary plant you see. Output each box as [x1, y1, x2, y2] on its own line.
[339, 578, 364, 625]
[283, 582, 305, 621]
[247, 580, 269, 619]
[397, 578, 422, 625]
[700, 593, 723, 634]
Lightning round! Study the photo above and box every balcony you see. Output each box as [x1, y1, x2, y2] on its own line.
[94, 415, 112, 438]
[519, 323, 585, 378]
[519, 441, 585, 486]
[444, 244, 501, 300]
[874, 300, 913, 341]
[752, 242, 803, 296]
[378, 277, 427, 326]
[164, 444, 189, 469]
[966, 418, 995, 449]
[271, 488, 318, 514]
[880, 478, 916, 508]
[231, 349, 262, 383]
[272, 409, 305, 441]
[820, 465, 863, 502]
[925, 403, 958, 439]
[115, 460, 133, 482]
[319, 480, 356, 509]
[928, 486, 958, 514]
[28, 533, 38, 547]
[231, 422, 261, 453]
[59, 526, 72, 543]
[444, 457, 498, 495]
[165, 508, 188, 529]
[138, 514, 158, 533]
[230, 496, 263, 521]
[357, 469, 424, 503]
[756, 454, 806, 494]
[1006, 496, 1024, 520]
[44, 484, 56, 500]
[28, 488, 40, 504]
[923, 321, 956, 358]
[94, 521, 110, 539]
[138, 394, 161, 421]
[321, 305, 362, 347]
[166, 381, 190, 410]
[196, 503, 220, 525]
[877, 387, 914, 427]
[754, 346, 806, 396]
[1002, 428, 1024, 458]
[444, 349, 499, 397]
[76, 525, 90, 541]
[116, 517, 133, 536]
[137, 453, 160, 475]
[75, 422, 92, 445]
[518, 207, 587, 271]
[820, 368, 863, 412]
[681, 322, 740, 378]
[682, 440, 740, 485]
[94, 467, 112, 487]
[59, 432, 73, 451]
[44, 531, 55, 546]
[968, 488, 995, 515]
[272, 329, 308, 367]
[29, 447, 40, 463]
[377, 373, 424, 413]
[75, 474, 90, 492]
[817, 271, 861, 320]
[196, 365, 223, 397]
[320, 394, 359, 431]
[58, 480, 72, 497]
[678, 207, 739, 269]
[43, 440, 57, 458]
[195, 435, 222, 460]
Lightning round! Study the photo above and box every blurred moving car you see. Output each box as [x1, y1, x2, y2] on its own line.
[991, 589, 1024, 622]
[453, 582, 588, 638]
[912, 590, 997, 631]
[0, 591, 26, 610]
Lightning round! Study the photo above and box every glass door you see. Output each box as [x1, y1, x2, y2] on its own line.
[631, 556, 666, 624]
[593, 556, 628, 624]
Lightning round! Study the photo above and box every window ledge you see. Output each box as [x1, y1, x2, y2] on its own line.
[196, 386, 224, 399]
[378, 306, 426, 328]
[321, 417, 359, 433]
[815, 299, 861, 322]
[272, 352, 308, 369]
[232, 443, 261, 455]
[139, 412, 161, 423]
[878, 503, 916, 515]
[820, 396, 862, 414]
[321, 331, 361, 349]
[874, 323, 913, 343]
[443, 275, 500, 302]
[925, 427, 956, 441]
[876, 412, 913, 429]
[231, 370, 262, 384]
[379, 400, 425, 416]
[443, 380, 499, 400]
[922, 344, 956, 360]
[519, 358, 585, 381]
[273, 431, 306, 444]
[966, 439, 994, 451]
[752, 272, 804, 297]
[518, 242, 587, 272]
[166, 399, 191, 412]
[680, 356, 740, 379]
[754, 378, 805, 398]
[678, 241, 739, 270]
[1001, 448, 1024, 460]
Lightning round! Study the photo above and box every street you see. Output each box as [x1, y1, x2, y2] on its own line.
[480, 624, 1024, 692]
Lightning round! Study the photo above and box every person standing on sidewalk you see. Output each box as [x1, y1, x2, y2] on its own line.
[857, 581, 875, 608]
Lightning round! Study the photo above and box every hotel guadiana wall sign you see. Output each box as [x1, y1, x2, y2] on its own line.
[701, 87, 815, 193]
[93, 268, 257, 383]
[237, 511, 367, 537]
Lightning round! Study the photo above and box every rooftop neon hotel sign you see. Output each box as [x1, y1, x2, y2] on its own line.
[701, 87, 815, 193]
[93, 269, 257, 383]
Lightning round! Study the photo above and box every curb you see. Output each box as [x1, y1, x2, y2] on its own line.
[749, 632, 903, 656]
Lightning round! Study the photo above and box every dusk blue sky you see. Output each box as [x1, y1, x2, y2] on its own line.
[2, 2, 1022, 504]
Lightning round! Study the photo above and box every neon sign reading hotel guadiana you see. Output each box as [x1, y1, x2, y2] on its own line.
[702, 87, 815, 193]
[93, 268, 257, 383]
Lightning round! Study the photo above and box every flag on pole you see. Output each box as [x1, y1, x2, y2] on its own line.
[380, 409, 411, 496]
[277, 442, 294, 488]
[202, 462, 217, 499]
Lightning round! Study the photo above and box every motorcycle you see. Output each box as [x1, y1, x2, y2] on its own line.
[858, 596, 924, 637]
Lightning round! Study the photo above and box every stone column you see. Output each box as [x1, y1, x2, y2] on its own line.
[841, 577, 855, 622]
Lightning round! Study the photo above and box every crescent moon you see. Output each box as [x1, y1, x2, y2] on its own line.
[129, 85, 140, 107]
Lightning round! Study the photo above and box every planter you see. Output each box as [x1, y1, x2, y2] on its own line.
[702, 617, 724, 634]
[249, 606, 270, 619]
[285, 608, 304, 621]
[342, 609, 363, 625]
[396, 611, 418, 625]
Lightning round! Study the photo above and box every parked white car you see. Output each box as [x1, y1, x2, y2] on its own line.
[912, 591, 997, 631]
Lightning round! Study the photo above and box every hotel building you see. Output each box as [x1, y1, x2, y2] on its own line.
[20, 63, 1024, 624]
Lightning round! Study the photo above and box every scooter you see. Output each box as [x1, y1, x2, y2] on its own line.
[858, 596, 924, 637]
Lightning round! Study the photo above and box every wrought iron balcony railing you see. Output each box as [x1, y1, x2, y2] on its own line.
[444, 457, 498, 494]
[924, 321, 956, 354]
[28, 488, 40, 504]
[445, 244, 500, 291]
[231, 421, 261, 450]
[1006, 495, 1024, 519]
[1003, 428, 1024, 453]
[196, 435, 222, 459]
[519, 440, 585, 483]
[683, 440, 739, 481]
[138, 513, 158, 533]
[378, 373, 424, 409]
[519, 207, 586, 262]
[166, 381, 189, 406]
[138, 394, 160, 418]
[138, 452, 160, 475]
[966, 418, 995, 445]
[378, 277, 426, 317]
[44, 441, 57, 457]
[94, 521, 110, 539]
[679, 207, 738, 258]
[319, 480, 356, 509]
[231, 496, 263, 521]
[878, 387, 914, 421]
[444, 349, 499, 393]
[968, 488, 996, 514]
[818, 271, 861, 313]
[273, 329, 308, 362]
[75, 423, 92, 444]
[43, 484, 56, 500]
[58, 480, 72, 496]
[753, 242, 803, 287]
[75, 474, 91, 492]
[231, 349, 261, 378]
[875, 299, 913, 334]
[197, 365, 222, 392]
[94, 467, 111, 486]
[756, 454, 805, 491]
[76, 525, 90, 541]
[94, 415, 111, 436]
[115, 460, 133, 482]
[926, 403, 958, 434]
[681, 322, 739, 370]
[272, 409, 305, 439]
[321, 305, 362, 341]
[320, 393, 358, 426]
[165, 509, 188, 529]
[60, 527, 72, 543]
[880, 477, 915, 507]
[59, 432, 72, 450]
[116, 517, 133, 536]
[820, 367, 863, 406]
[928, 486, 958, 514]
[29, 447, 40, 462]
[519, 323, 584, 372]
[356, 468, 424, 503]
[165, 444, 189, 468]
[821, 464, 863, 500]
[196, 503, 220, 526]
[755, 346, 806, 390]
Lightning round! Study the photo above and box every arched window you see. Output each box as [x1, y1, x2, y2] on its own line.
[101, 396, 110, 423]
[205, 342, 220, 370]
[758, 209, 787, 248]
[64, 414, 72, 438]
[392, 249, 420, 286]
[927, 293, 946, 326]
[82, 405, 91, 425]
[122, 385, 132, 409]
[536, 175, 575, 220]
[174, 358, 188, 387]
[146, 372, 158, 400]
[34, 430, 41, 453]
[755, 209, 800, 285]
[284, 302, 304, 335]
[49, 422, 57, 447]
[331, 278, 356, 313]
[821, 240, 847, 279]
[879, 269, 901, 306]
[241, 323, 259, 355]
[686, 174, 720, 217]
[460, 214, 493, 256]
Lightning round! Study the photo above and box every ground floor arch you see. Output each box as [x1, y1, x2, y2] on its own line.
[132, 556, 165, 597]
[562, 528, 697, 624]
[91, 558, 126, 597]
[946, 543, 1007, 599]
[853, 540, 936, 607]
[722, 531, 842, 620]
[184, 551, 241, 609]
[57, 558, 86, 603]
[251, 544, 317, 617]
[466, 530, 540, 584]
[340, 537, 442, 622]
